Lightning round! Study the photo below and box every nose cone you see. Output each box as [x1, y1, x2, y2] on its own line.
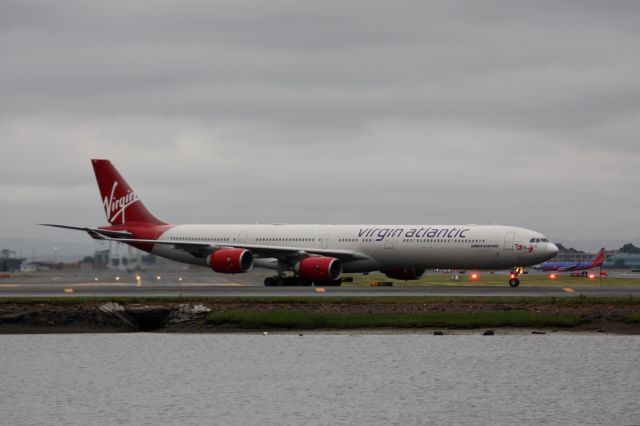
[548, 243, 559, 257]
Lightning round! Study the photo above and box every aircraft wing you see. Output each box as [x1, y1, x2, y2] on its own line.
[39, 224, 372, 261]
[104, 237, 371, 262]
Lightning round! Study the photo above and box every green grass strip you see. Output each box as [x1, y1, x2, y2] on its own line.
[623, 313, 640, 324]
[206, 310, 582, 329]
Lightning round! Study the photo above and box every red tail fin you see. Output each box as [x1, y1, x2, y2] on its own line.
[591, 248, 605, 267]
[91, 159, 166, 226]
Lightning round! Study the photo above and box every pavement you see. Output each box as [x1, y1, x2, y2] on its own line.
[1, 269, 639, 298]
[2, 281, 640, 298]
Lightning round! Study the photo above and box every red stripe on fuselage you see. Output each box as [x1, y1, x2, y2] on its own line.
[99, 223, 174, 253]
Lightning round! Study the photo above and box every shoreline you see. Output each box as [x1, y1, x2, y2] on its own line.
[1, 296, 639, 334]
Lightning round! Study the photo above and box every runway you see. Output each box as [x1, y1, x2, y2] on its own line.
[2, 281, 640, 297]
[2, 269, 639, 297]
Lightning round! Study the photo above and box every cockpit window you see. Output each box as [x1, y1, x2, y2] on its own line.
[530, 237, 548, 243]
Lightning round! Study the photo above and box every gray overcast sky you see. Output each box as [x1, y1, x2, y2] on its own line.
[1, 0, 639, 246]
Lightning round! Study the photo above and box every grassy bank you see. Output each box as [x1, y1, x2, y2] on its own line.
[2, 295, 640, 305]
[624, 313, 640, 324]
[206, 310, 582, 330]
[1, 297, 638, 333]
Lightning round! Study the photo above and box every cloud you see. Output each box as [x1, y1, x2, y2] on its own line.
[0, 0, 639, 244]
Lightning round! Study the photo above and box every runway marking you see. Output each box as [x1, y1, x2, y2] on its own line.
[563, 288, 575, 293]
[314, 288, 326, 293]
[63, 288, 74, 293]
[172, 283, 251, 287]
[0, 284, 19, 287]
[56, 283, 140, 287]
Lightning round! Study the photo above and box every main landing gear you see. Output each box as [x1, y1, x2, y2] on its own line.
[264, 275, 342, 287]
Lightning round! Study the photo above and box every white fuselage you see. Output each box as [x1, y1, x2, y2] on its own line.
[152, 224, 558, 272]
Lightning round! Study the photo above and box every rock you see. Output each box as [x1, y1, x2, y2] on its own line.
[531, 331, 546, 335]
[98, 302, 125, 314]
[178, 304, 211, 314]
[433, 331, 444, 335]
[0, 312, 31, 322]
[169, 312, 193, 324]
[483, 329, 495, 336]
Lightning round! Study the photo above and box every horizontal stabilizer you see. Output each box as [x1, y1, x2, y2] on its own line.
[39, 224, 133, 240]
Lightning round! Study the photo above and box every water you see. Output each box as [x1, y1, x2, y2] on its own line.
[1, 333, 639, 426]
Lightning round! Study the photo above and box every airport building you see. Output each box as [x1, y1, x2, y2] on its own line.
[1, 243, 157, 272]
[552, 252, 593, 263]
[0, 249, 24, 272]
[604, 253, 640, 270]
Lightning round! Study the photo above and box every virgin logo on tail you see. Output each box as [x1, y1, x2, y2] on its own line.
[103, 181, 140, 224]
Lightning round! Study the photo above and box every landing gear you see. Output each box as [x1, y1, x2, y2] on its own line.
[316, 278, 342, 287]
[263, 275, 312, 286]
[264, 276, 278, 287]
[263, 275, 340, 287]
[508, 267, 521, 287]
[281, 276, 312, 286]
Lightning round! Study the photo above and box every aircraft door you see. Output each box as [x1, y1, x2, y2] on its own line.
[237, 231, 248, 243]
[503, 232, 515, 250]
[321, 234, 329, 249]
[385, 235, 395, 249]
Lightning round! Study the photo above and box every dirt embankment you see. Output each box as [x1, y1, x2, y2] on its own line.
[0, 301, 639, 334]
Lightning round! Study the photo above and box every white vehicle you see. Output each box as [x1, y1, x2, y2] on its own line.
[43, 160, 558, 287]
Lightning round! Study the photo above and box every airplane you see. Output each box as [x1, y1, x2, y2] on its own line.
[42, 159, 559, 287]
[534, 248, 605, 273]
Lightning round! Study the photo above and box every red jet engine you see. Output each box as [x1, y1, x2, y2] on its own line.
[207, 248, 254, 273]
[295, 257, 342, 281]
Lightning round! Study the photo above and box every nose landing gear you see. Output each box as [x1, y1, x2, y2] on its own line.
[508, 267, 523, 287]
